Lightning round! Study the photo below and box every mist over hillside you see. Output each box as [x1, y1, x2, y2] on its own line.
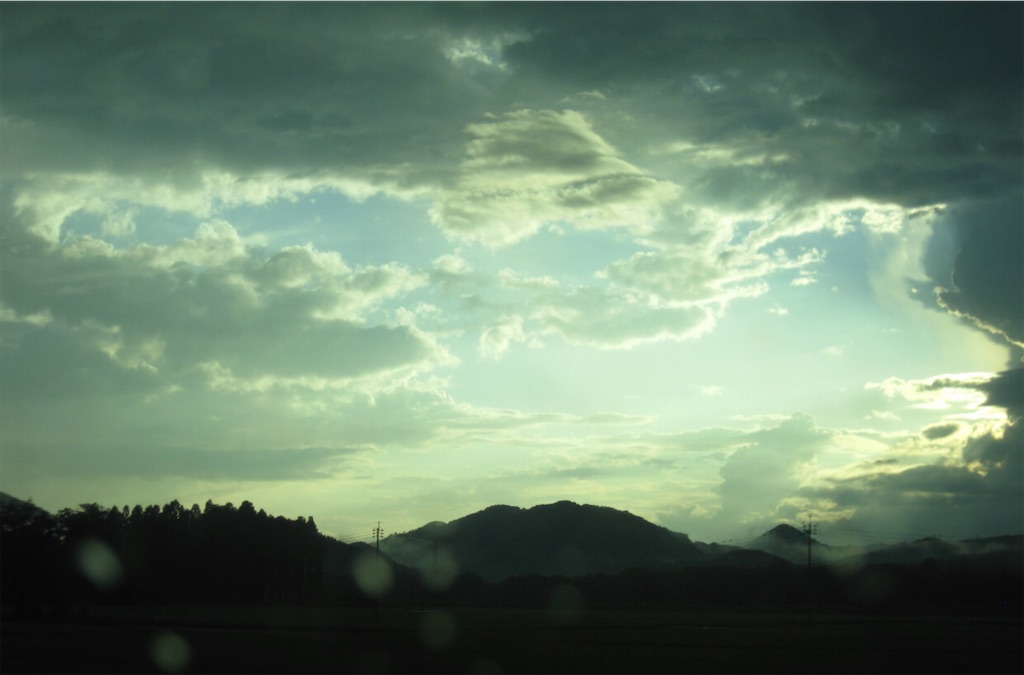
[732, 520, 1024, 571]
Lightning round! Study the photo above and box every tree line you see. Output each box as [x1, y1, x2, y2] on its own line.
[1, 498, 327, 614]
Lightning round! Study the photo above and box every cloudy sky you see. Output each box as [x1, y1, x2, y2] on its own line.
[2, 3, 1021, 545]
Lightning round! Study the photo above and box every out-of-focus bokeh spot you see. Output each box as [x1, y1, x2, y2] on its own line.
[352, 550, 393, 598]
[417, 608, 457, 651]
[420, 546, 459, 591]
[74, 538, 123, 591]
[150, 630, 191, 673]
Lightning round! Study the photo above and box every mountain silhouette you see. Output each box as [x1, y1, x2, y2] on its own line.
[763, 524, 812, 544]
[0, 492, 49, 515]
[741, 523, 825, 564]
[381, 500, 703, 581]
[0, 492, 56, 528]
[739, 524, 1024, 570]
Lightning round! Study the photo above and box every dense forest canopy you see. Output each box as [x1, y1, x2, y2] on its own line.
[1, 497, 326, 609]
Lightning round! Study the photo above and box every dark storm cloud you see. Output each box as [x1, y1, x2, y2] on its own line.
[921, 422, 960, 441]
[495, 3, 1022, 340]
[977, 369, 1024, 420]
[961, 371, 1024, 490]
[820, 471, 1021, 539]
[501, 3, 1021, 125]
[845, 464, 991, 500]
[913, 369, 1024, 420]
[963, 420, 1023, 481]
[819, 403, 1023, 538]
[934, 197, 1024, 347]
[0, 3, 491, 181]
[5, 2, 1019, 238]
[6, 3, 1018, 188]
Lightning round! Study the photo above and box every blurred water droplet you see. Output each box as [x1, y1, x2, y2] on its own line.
[150, 630, 191, 673]
[352, 550, 393, 598]
[420, 546, 459, 591]
[75, 538, 123, 591]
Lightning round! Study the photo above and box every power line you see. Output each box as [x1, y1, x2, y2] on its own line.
[802, 514, 819, 626]
[332, 531, 370, 543]
[373, 522, 384, 556]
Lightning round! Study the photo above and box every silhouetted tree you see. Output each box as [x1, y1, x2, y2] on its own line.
[1, 498, 68, 616]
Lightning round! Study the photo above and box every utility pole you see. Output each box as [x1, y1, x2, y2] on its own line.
[802, 514, 817, 570]
[370, 522, 385, 621]
[802, 514, 818, 625]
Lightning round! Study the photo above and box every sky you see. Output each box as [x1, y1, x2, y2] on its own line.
[1, 3, 1021, 546]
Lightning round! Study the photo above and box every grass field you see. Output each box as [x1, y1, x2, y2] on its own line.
[2, 605, 1021, 674]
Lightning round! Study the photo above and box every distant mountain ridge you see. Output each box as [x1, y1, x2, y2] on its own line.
[763, 524, 814, 544]
[0, 492, 54, 523]
[381, 500, 702, 581]
[384, 502, 1024, 580]
[0, 492, 33, 508]
[739, 522, 1022, 570]
[737, 523, 826, 564]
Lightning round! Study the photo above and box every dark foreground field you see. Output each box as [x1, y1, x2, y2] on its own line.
[2, 605, 1021, 674]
